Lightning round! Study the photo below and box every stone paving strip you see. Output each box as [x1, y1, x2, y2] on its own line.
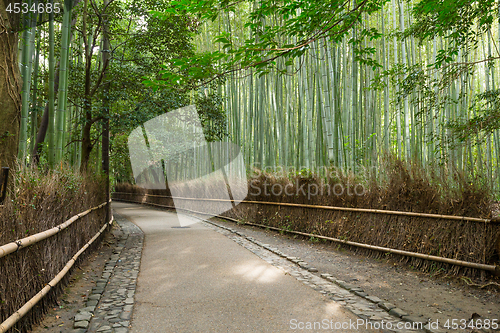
[71, 213, 144, 333]
[200, 218, 441, 333]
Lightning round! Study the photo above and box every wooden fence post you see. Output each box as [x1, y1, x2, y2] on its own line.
[0, 167, 9, 204]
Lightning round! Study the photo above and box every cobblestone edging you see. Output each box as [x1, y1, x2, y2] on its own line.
[71, 213, 144, 333]
[200, 218, 439, 333]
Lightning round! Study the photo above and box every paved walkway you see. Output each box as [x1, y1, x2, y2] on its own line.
[72, 202, 428, 333]
[115, 201, 371, 333]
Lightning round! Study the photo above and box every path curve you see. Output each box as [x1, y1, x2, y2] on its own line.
[113, 201, 374, 333]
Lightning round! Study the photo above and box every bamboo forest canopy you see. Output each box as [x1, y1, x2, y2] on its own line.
[147, 0, 385, 86]
[143, 0, 500, 193]
[150, 0, 500, 81]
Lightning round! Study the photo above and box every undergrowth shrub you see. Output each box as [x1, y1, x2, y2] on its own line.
[0, 164, 107, 333]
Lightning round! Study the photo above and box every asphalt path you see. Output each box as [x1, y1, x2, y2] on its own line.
[113, 202, 375, 333]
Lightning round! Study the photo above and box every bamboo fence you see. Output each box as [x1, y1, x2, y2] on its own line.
[0, 199, 110, 259]
[112, 192, 498, 224]
[112, 193, 499, 275]
[0, 200, 112, 333]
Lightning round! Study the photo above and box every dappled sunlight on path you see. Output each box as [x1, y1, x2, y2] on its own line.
[113, 201, 373, 333]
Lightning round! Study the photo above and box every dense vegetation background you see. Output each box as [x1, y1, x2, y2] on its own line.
[1, 0, 500, 193]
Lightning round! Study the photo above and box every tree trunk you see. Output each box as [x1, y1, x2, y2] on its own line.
[32, 61, 59, 165]
[102, 0, 111, 223]
[80, 28, 95, 173]
[80, 120, 92, 171]
[0, 2, 21, 168]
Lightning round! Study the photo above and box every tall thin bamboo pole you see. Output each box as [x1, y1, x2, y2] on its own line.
[55, 0, 73, 164]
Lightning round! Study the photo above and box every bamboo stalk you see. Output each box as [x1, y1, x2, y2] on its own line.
[0, 217, 114, 333]
[47, 2, 56, 167]
[381, 5, 390, 153]
[391, 0, 402, 159]
[398, 0, 410, 160]
[0, 200, 109, 258]
[29, 23, 41, 156]
[18, 0, 36, 162]
[55, 0, 73, 164]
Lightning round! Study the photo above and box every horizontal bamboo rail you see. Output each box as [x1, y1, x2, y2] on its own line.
[0, 199, 110, 259]
[113, 196, 499, 275]
[113, 192, 498, 223]
[0, 216, 114, 333]
[241, 223, 499, 274]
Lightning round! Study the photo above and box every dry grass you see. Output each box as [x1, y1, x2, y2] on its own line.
[114, 156, 498, 279]
[0, 164, 106, 333]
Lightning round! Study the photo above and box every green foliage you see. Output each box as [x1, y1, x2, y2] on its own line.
[195, 90, 228, 142]
[109, 88, 228, 183]
[109, 89, 188, 183]
[449, 89, 500, 144]
[410, 0, 496, 67]
[149, 0, 386, 88]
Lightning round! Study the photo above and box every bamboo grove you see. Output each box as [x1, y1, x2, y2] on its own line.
[187, 0, 500, 194]
[8, 0, 194, 175]
[14, 0, 105, 171]
[6, 0, 500, 195]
